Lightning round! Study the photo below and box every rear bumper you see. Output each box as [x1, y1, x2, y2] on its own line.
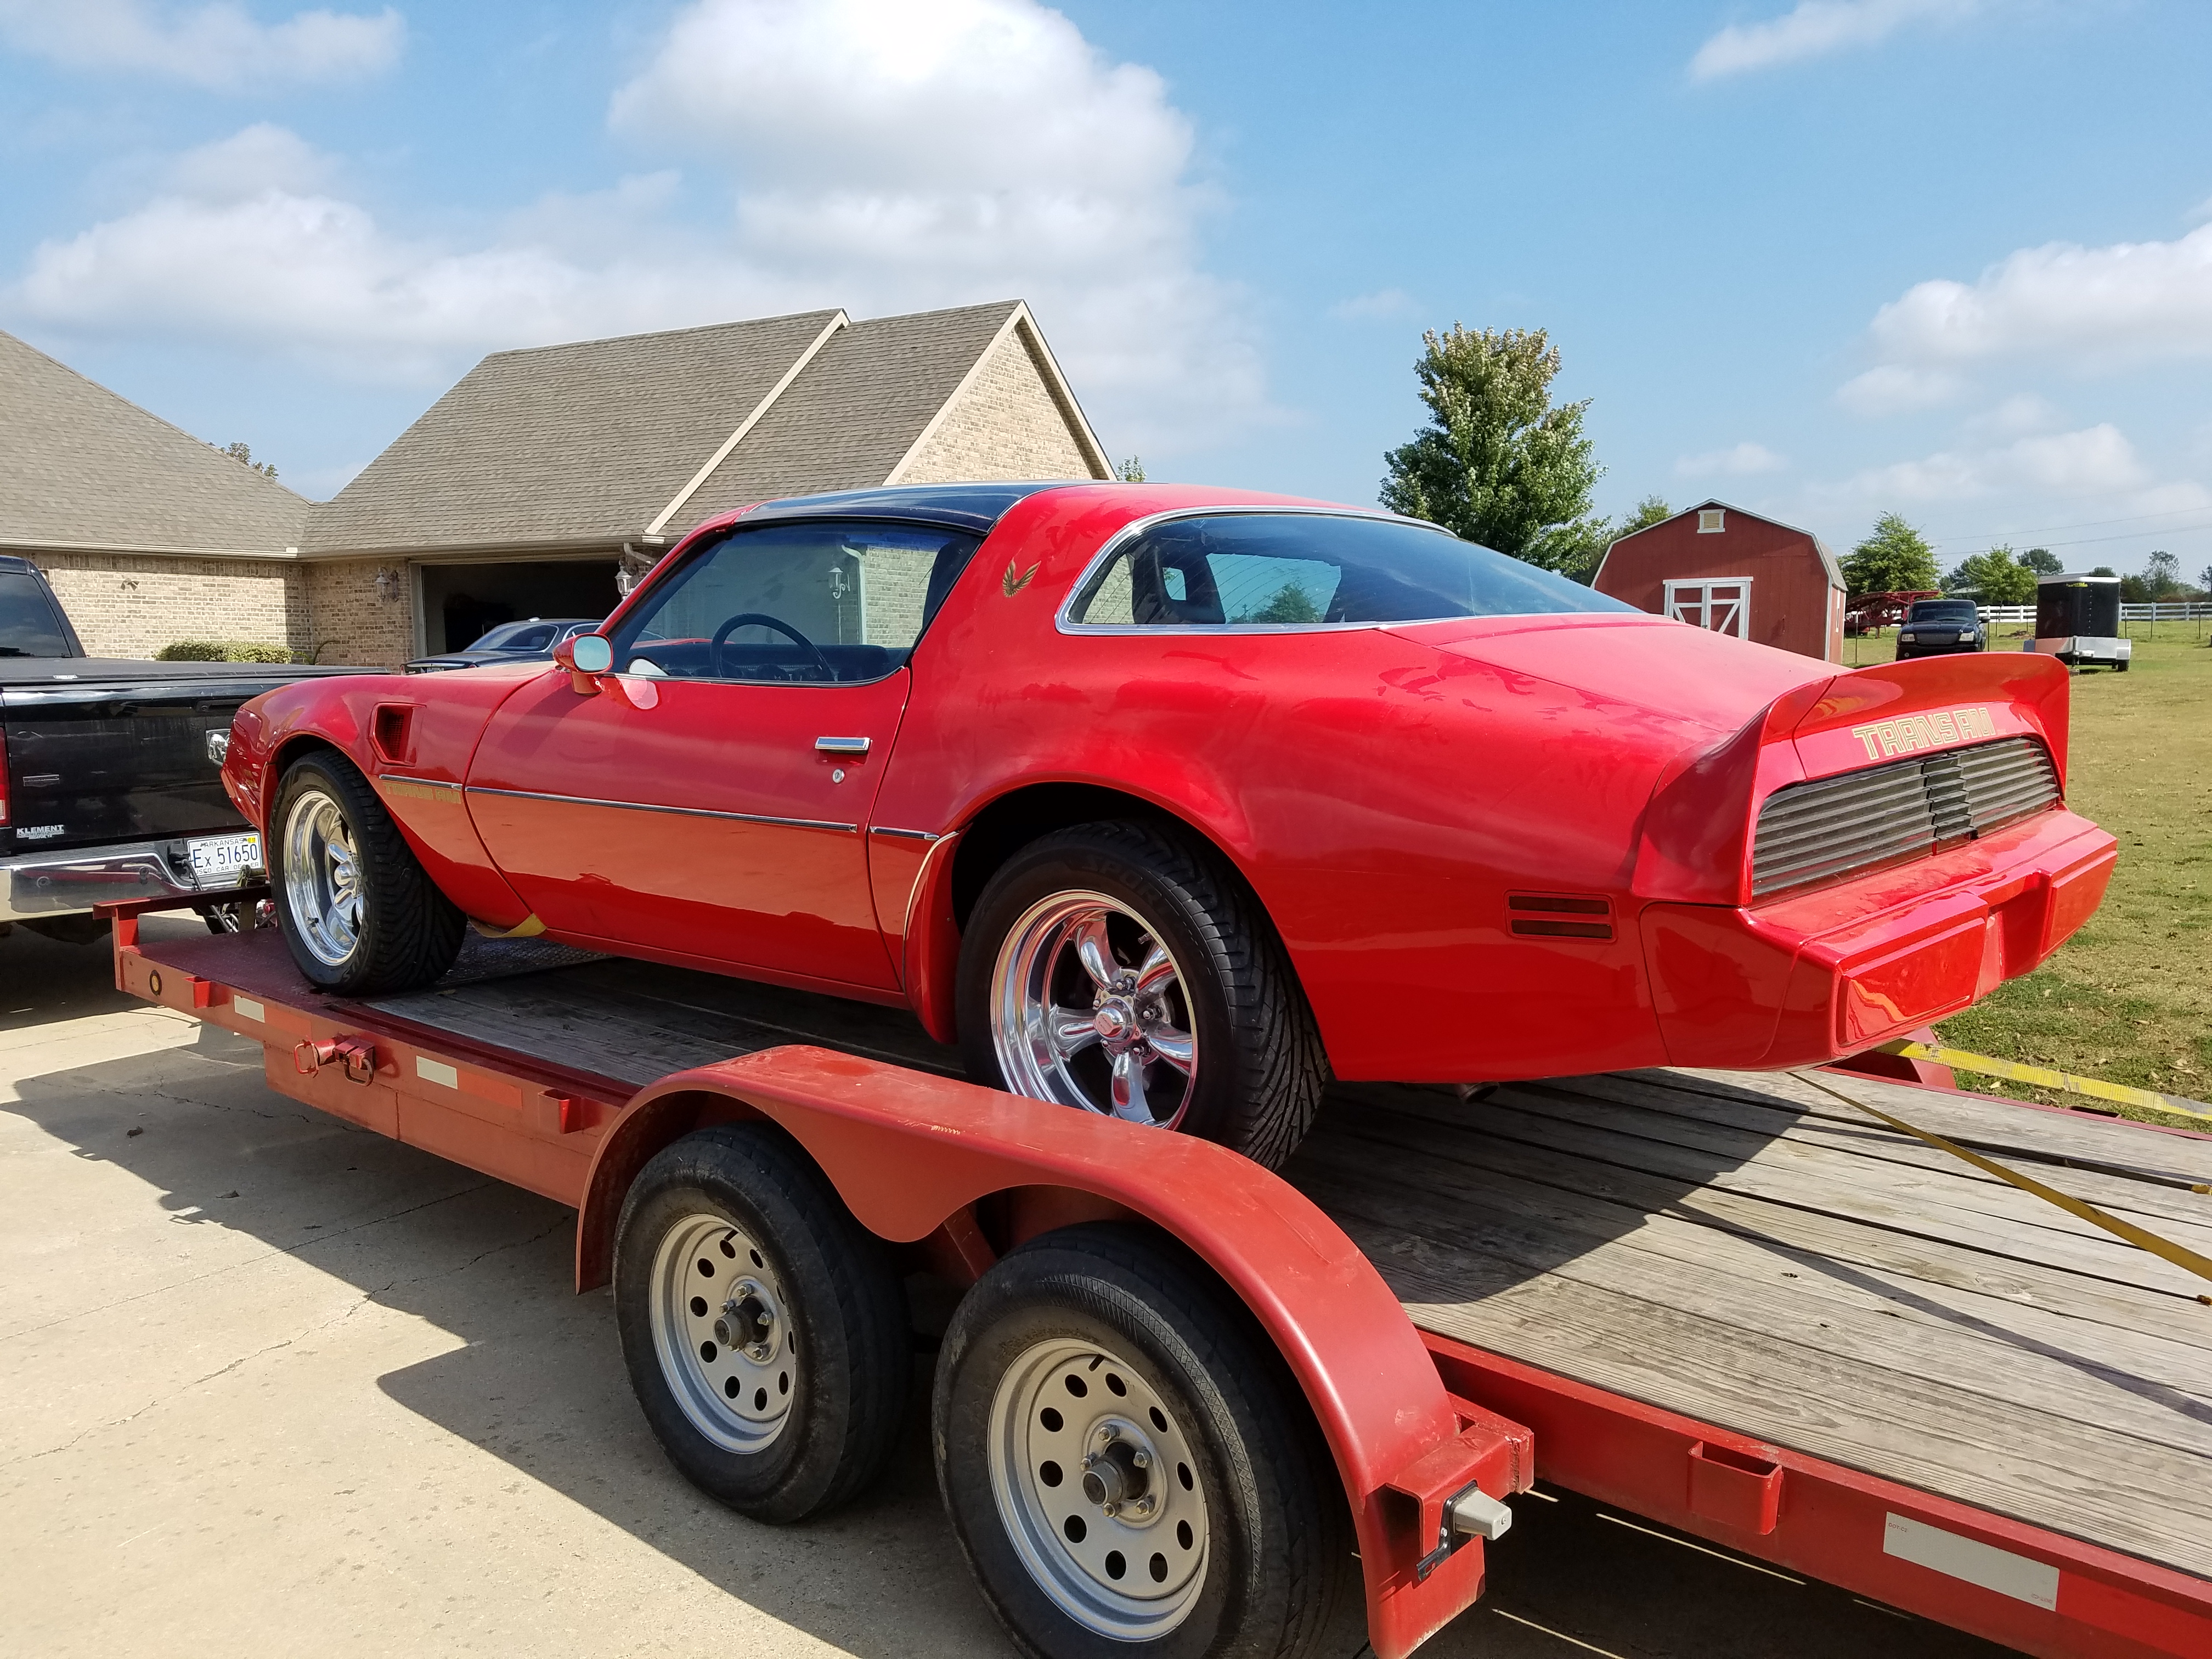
[2029, 635, 2131, 665]
[0, 837, 262, 922]
[1642, 808, 2115, 1069]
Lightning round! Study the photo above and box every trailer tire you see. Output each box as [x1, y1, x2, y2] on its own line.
[614, 1122, 908, 1523]
[270, 751, 463, 994]
[934, 1223, 1350, 1659]
[957, 821, 1325, 1170]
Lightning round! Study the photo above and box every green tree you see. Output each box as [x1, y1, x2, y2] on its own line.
[1380, 325, 1605, 573]
[1947, 544, 2036, 605]
[2090, 566, 2117, 577]
[2142, 550, 2181, 599]
[2020, 547, 2063, 575]
[1115, 456, 1146, 483]
[1238, 582, 1323, 624]
[1841, 512, 1939, 598]
[1616, 494, 1673, 537]
[221, 441, 276, 480]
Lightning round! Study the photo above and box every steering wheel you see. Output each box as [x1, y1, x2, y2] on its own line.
[709, 612, 834, 681]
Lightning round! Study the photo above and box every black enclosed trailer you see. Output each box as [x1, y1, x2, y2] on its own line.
[2029, 573, 2129, 672]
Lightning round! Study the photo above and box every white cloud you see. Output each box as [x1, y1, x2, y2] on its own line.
[1675, 441, 1787, 477]
[1963, 392, 2061, 438]
[6, 0, 1263, 453]
[603, 0, 1262, 448]
[165, 122, 335, 200]
[0, 1, 403, 90]
[1822, 423, 2151, 506]
[1864, 222, 2212, 374]
[1690, 0, 1981, 80]
[1330, 289, 1419, 321]
[1836, 363, 1967, 415]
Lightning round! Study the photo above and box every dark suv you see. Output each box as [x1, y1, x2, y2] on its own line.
[1895, 597, 1987, 659]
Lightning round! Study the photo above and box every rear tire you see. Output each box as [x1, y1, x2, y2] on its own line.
[957, 821, 1325, 1169]
[934, 1223, 1351, 1659]
[613, 1123, 908, 1522]
[269, 752, 462, 994]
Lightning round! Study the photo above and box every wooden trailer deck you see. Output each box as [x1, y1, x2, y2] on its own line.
[300, 933, 2212, 1590]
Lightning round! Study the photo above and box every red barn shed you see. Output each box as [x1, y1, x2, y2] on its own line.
[1592, 500, 1844, 662]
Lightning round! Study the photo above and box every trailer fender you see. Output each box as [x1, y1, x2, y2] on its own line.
[575, 1045, 1528, 1659]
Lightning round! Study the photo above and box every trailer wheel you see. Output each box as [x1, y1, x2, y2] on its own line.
[270, 751, 463, 994]
[935, 1223, 1348, 1659]
[613, 1123, 907, 1523]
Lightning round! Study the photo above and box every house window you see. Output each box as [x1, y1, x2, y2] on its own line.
[1664, 578, 1752, 639]
[1697, 509, 1726, 534]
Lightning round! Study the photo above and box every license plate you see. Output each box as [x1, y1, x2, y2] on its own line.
[188, 832, 262, 885]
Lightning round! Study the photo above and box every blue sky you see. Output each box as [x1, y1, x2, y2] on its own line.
[3, 0, 2209, 577]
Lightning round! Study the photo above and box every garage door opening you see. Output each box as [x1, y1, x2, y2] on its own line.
[418, 560, 623, 655]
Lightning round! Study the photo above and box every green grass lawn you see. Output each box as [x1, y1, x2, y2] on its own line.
[1841, 622, 2211, 1125]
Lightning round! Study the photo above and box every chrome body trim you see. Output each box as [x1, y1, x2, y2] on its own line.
[463, 784, 857, 835]
[867, 826, 939, 842]
[814, 736, 873, 755]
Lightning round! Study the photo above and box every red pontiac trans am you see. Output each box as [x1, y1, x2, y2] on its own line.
[223, 483, 2115, 1166]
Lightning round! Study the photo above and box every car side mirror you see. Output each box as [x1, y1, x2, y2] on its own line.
[555, 633, 613, 692]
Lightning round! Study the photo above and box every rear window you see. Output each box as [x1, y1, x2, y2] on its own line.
[0, 569, 72, 657]
[1065, 512, 1633, 628]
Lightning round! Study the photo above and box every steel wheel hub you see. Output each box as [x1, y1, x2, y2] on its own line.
[648, 1214, 797, 1453]
[990, 892, 1198, 1130]
[282, 787, 363, 968]
[987, 1337, 1209, 1639]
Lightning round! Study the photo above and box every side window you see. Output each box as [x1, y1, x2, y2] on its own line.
[612, 521, 980, 683]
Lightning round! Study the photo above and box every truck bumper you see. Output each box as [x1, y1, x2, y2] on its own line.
[0, 838, 261, 922]
[1642, 808, 2116, 1069]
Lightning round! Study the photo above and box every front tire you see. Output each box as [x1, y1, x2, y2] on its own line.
[957, 822, 1325, 1169]
[613, 1124, 909, 1522]
[934, 1223, 1350, 1659]
[270, 752, 462, 993]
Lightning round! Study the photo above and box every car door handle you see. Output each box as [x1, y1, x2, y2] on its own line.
[815, 736, 871, 755]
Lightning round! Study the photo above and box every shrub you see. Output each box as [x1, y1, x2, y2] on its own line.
[155, 640, 301, 663]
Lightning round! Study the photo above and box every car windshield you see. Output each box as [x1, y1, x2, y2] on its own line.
[1908, 602, 1977, 623]
[472, 622, 559, 651]
[1066, 511, 1635, 628]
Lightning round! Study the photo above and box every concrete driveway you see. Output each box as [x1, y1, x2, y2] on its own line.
[1, 919, 2011, 1658]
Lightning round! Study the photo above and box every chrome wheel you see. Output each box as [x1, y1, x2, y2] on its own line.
[281, 788, 362, 968]
[987, 1336, 1210, 1640]
[647, 1213, 797, 1454]
[990, 891, 1198, 1128]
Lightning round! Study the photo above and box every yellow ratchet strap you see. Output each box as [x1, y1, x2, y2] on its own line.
[1881, 1038, 2212, 1127]
[1794, 1069, 2212, 1297]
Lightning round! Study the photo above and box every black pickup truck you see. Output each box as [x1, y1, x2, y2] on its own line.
[0, 555, 349, 940]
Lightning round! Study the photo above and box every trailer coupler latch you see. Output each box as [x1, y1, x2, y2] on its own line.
[294, 1036, 379, 1086]
[1415, 1480, 1515, 1582]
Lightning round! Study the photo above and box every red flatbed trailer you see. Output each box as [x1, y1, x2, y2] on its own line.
[106, 898, 2212, 1659]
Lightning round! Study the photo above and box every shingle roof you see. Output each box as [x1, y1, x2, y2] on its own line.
[0, 328, 309, 556]
[676, 301, 1022, 526]
[306, 309, 846, 556]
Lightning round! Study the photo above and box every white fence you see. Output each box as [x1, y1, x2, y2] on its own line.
[1972, 603, 2212, 624]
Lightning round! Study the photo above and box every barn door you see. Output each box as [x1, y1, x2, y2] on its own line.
[1663, 578, 1752, 639]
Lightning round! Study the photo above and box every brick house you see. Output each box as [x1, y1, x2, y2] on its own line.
[2, 300, 1109, 667]
[1, 329, 313, 657]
